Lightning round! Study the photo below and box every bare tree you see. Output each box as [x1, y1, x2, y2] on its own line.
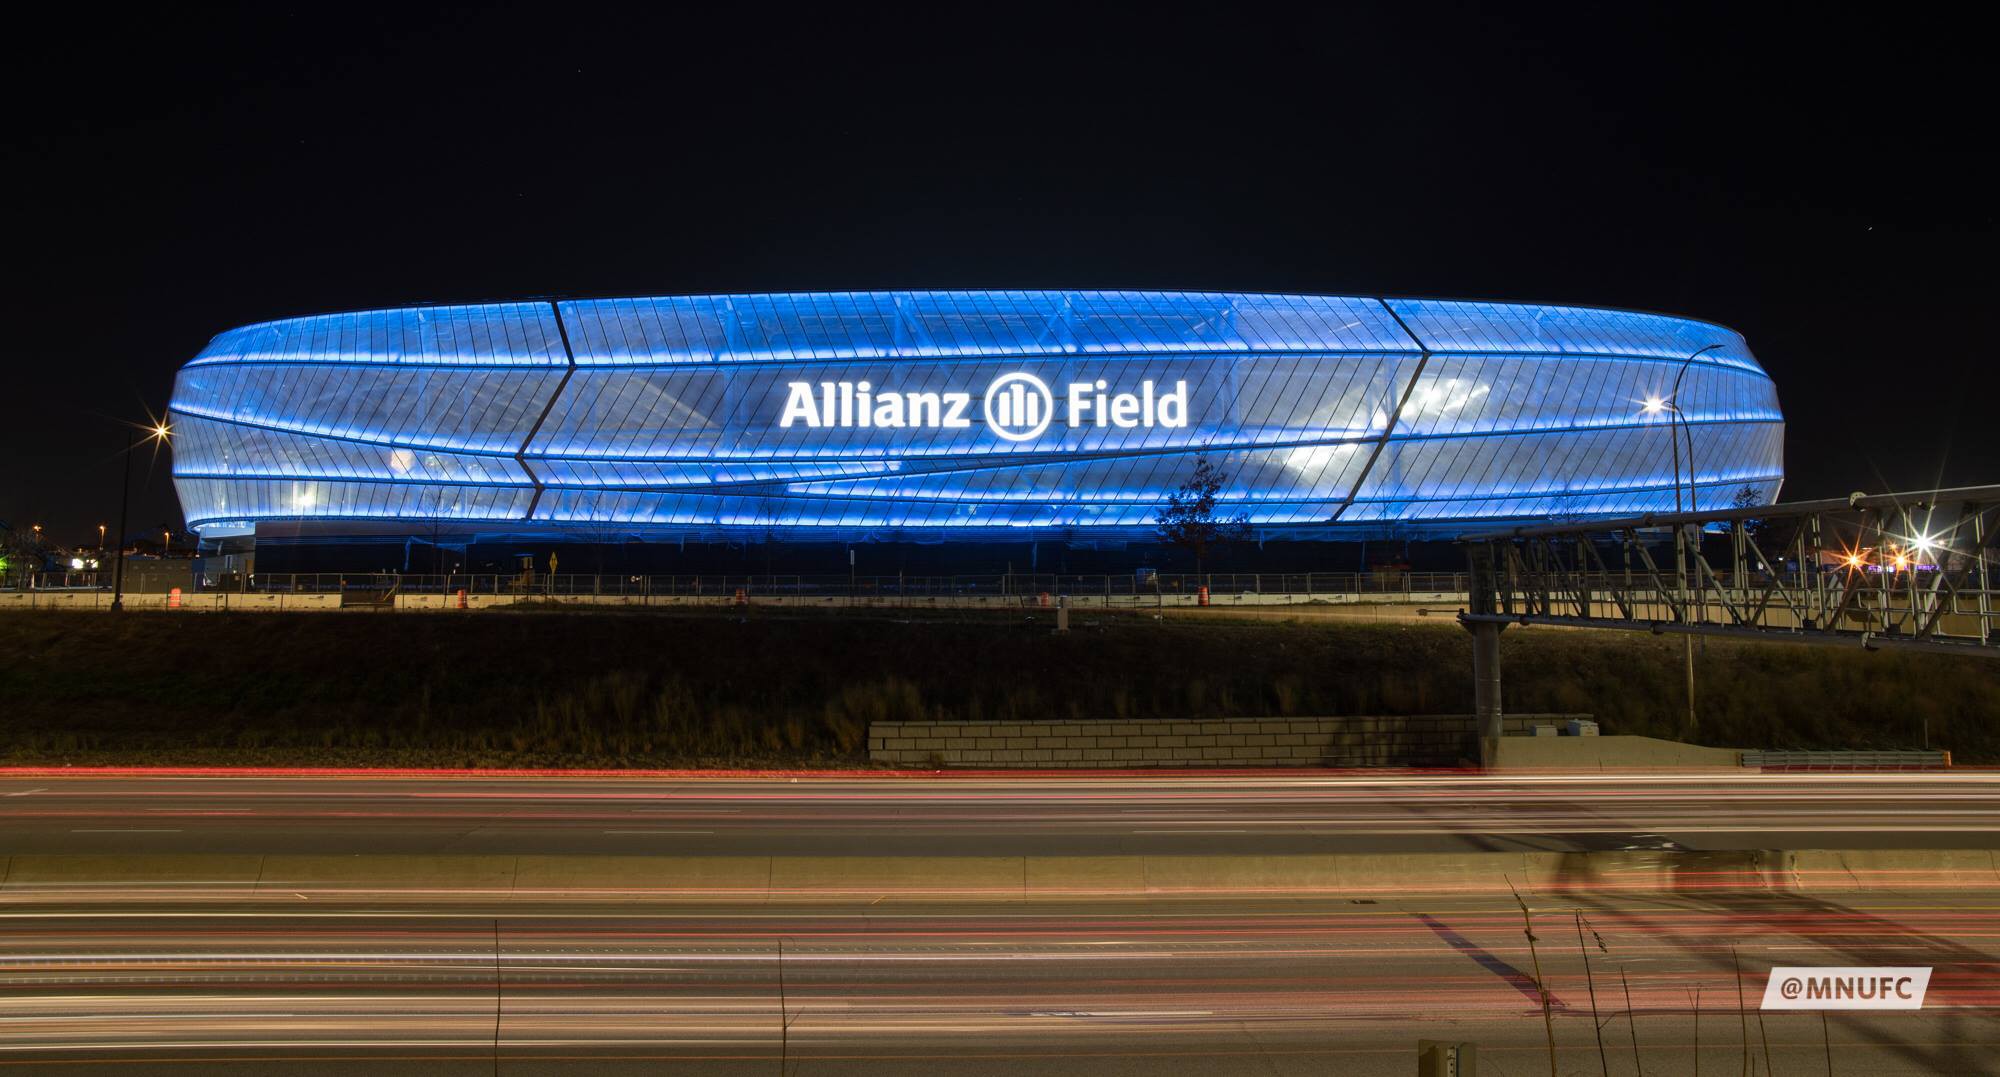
[1729, 484, 1779, 548]
[1154, 456, 1249, 576]
[0, 524, 46, 587]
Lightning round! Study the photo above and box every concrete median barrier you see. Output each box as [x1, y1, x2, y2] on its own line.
[769, 856, 1024, 900]
[1024, 855, 1147, 898]
[4, 848, 1998, 904]
[1790, 848, 2000, 891]
[1331, 852, 1556, 894]
[1137, 854, 1344, 895]
[512, 855, 772, 897]
[255, 854, 520, 893]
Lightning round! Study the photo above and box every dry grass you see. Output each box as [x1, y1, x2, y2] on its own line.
[0, 609, 1990, 766]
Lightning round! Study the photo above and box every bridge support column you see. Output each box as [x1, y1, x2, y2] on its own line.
[1465, 619, 1505, 766]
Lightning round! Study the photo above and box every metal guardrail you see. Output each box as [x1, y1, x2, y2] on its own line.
[1742, 750, 1952, 769]
[15, 570, 1474, 599]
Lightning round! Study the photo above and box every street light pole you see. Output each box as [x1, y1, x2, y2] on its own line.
[109, 420, 172, 613]
[1668, 344, 1723, 514]
[109, 428, 136, 612]
[1666, 343, 1725, 734]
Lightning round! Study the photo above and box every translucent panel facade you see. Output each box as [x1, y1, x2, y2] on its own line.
[168, 291, 1784, 539]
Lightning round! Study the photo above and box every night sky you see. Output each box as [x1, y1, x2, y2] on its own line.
[6, 5, 1992, 544]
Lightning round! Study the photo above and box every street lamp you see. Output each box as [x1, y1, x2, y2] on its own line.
[1666, 343, 1725, 515]
[109, 418, 173, 612]
[1648, 342, 1726, 734]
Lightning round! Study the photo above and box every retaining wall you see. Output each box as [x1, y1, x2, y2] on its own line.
[1488, 733, 1745, 770]
[867, 715, 1588, 768]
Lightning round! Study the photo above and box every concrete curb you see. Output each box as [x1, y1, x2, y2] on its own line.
[4, 848, 1997, 903]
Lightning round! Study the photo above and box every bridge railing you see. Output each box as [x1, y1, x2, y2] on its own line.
[1462, 485, 2000, 654]
[20, 569, 1474, 601]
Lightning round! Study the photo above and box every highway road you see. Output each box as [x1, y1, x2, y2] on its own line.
[2, 892, 1997, 1075]
[2, 768, 1998, 858]
[4, 769, 1999, 1073]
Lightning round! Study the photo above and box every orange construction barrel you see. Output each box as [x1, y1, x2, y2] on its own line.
[1197, 584, 1210, 607]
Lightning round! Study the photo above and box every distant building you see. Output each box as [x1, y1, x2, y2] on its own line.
[166, 291, 1783, 557]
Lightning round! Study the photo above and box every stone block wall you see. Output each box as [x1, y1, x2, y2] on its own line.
[868, 715, 1585, 768]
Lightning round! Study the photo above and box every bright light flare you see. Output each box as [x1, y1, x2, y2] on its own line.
[1640, 396, 1667, 414]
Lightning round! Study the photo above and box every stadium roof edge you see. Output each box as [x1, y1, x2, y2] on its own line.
[188, 290, 1752, 350]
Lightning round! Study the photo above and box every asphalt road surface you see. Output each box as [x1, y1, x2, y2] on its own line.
[5, 769, 1998, 1074]
[2, 769, 1997, 858]
[1, 891, 1995, 1075]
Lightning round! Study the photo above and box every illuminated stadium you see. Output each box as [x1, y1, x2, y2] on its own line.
[166, 291, 1784, 556]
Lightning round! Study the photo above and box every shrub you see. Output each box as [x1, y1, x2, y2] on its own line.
[1, 609, 1993, 766]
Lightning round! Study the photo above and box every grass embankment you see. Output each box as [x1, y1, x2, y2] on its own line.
[1, 609, 1993, 766]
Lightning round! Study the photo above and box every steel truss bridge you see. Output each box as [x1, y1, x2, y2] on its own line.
[1458, 485, 2000, 749]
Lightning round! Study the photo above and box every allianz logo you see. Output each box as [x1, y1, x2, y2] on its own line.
[779, 372, 1190, 442]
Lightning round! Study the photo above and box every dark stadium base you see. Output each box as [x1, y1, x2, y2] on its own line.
[225, 529, 1468, 577]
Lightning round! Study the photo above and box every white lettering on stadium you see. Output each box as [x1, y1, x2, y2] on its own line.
[779, 382, 973, 431]
[779, 372, 1188, 442]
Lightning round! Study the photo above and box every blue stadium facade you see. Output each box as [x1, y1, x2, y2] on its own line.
[167, 291, 1784, 546]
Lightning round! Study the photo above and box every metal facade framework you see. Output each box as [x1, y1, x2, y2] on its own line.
[1462, 487, 2000, 654]
[166, 291, 1785, 541]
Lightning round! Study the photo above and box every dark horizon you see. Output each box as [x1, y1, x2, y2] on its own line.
[6, 4, 1992, 543]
